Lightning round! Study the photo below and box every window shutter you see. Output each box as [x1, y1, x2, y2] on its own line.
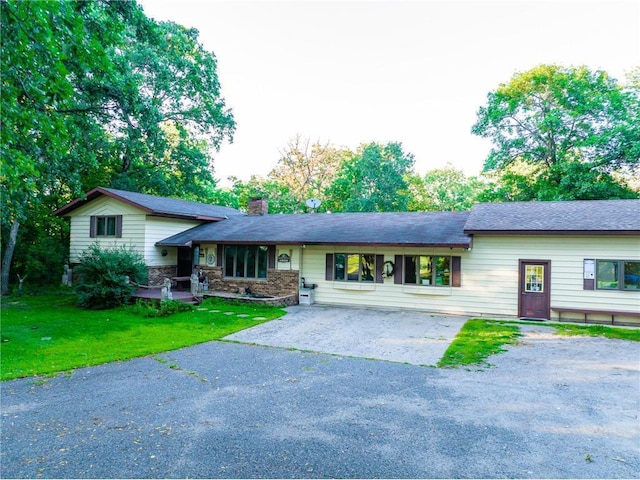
[115, 215, 123, 238]
[89, 216, 96, 238]
[375, 255, 384, 283]
[216, 244, 223, 267]
[451, 256, 461, 287]
[325, 254, 334, 281]
[268, 246, 276, 269]
[394, 255, 403, 284]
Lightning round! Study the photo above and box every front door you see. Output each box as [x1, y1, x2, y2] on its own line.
[518, 260, 551, 320]
[177, 247, 193, 277]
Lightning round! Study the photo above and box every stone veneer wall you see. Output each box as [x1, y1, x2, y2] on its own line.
[147, 265, 177, 286]
[196, 266, 299, 299]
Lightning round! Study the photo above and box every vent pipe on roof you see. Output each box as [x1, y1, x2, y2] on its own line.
[248, 196, 268, 215]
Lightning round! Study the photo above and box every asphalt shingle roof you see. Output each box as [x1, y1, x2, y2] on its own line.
[463, 200, 640, 233]
[157, 211, 473, 247]
[55, 187, 242, 220]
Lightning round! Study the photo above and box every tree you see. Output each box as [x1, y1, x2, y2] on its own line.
[1, 0, 123, 294]
[99, 18, 235, 197]
[407, 164, 485, 211]
[472, 64, 639, 200]
[478, 160, 638, 202]
[1, 0, 235, 293]
[212, 176, 300, 214]
[325, 142, 415, 212]
[268, 135, 346, 211]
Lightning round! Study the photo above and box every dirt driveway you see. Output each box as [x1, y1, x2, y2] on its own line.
[226, 305, 468, 366]
[2, 311, 639, 478]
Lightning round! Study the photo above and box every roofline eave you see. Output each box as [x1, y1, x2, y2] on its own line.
[464, 229, 640, 235]
[158, 239, 472, 248]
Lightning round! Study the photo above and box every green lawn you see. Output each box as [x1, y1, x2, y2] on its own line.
[0, 294, 286, 380]
[438, 319, 521, 368]
[438, 319, 640, 368]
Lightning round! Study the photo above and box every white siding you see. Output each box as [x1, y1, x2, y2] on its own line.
[468, 235, 640, 321]
[67, 197, 146, 263]
[300, 246, 473, 315]
[298, 236, 640, 321]
[196, 244, 220, 268]
[145, 217, 204, 266]
[66, 196, 203, 264]
[276, 247, 302, 271]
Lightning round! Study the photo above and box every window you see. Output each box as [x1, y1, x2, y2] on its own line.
[597, 260, 640, 291]
[224, 245, 269, 278]
[524, 265, 544, 292]
[334, 253, 375, 282]
[96, 216, 116, 236]
[404, 255, 451, 286]
[89, 215, 122, 238]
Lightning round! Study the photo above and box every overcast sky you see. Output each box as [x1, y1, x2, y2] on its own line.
[138, 0, 640, 185]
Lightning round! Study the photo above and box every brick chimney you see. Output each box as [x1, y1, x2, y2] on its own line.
[248, 196, 268, 215]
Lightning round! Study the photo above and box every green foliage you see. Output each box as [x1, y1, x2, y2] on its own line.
[0, 0, 235, 293]
[472, 64, 640, 201]
[325, 142, 415, 212]
[267, 135, 347, 211]
[74, 244, 148, 309]
[478, 160, 638, 202]
[215, 175, 301, 214]
[438, 319, 521, 368]
[0, 294, 286, 380]
[407, 164, 486, 211]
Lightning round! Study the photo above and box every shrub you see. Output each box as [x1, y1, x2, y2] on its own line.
[74, 244, 148, 309]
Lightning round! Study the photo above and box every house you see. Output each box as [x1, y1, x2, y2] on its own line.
[56, 188, 640, 325]
[54, 187, 243, 285]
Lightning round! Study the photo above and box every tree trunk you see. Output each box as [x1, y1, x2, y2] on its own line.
[1, 220, 20, 295]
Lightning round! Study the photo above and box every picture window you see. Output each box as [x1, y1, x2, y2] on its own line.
[334, 253, 375, 282]
[403, 255, 451, 286]
[596, 260, 640, 291]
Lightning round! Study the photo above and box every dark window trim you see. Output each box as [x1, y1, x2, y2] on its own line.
[595, 259, 640, 291]
[223, 244, 270, 279]
[89, 215, 122, 238]
[401, 254, 461, 288]
[325, 252, 382, 283]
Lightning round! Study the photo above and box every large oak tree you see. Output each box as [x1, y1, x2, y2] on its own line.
[1, 0, 235, 293]
[472, 64, 639, 200]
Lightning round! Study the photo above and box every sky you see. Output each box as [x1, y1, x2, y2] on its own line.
[138, 0, 640, 185]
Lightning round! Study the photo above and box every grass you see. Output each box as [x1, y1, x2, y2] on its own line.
[437, 319, 521, 368]
[550, 323, 640, 342]
[438, 318, 640, 368]
[0, 294, 286, 381]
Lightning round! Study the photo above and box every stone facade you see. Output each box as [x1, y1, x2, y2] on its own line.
[147, 265, 177, 286]
[195, 265, 299, 299]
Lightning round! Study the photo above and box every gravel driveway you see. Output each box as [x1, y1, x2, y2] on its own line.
[226, 305, 468, 366]
[1, 317, 639, 479]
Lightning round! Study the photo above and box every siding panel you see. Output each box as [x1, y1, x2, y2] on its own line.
[297, 236, 640, 320]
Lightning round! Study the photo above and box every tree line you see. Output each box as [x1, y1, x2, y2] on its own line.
[1, 0, 638, 293]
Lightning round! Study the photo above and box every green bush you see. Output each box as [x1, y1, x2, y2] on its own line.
[74, 244, 148, 309]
